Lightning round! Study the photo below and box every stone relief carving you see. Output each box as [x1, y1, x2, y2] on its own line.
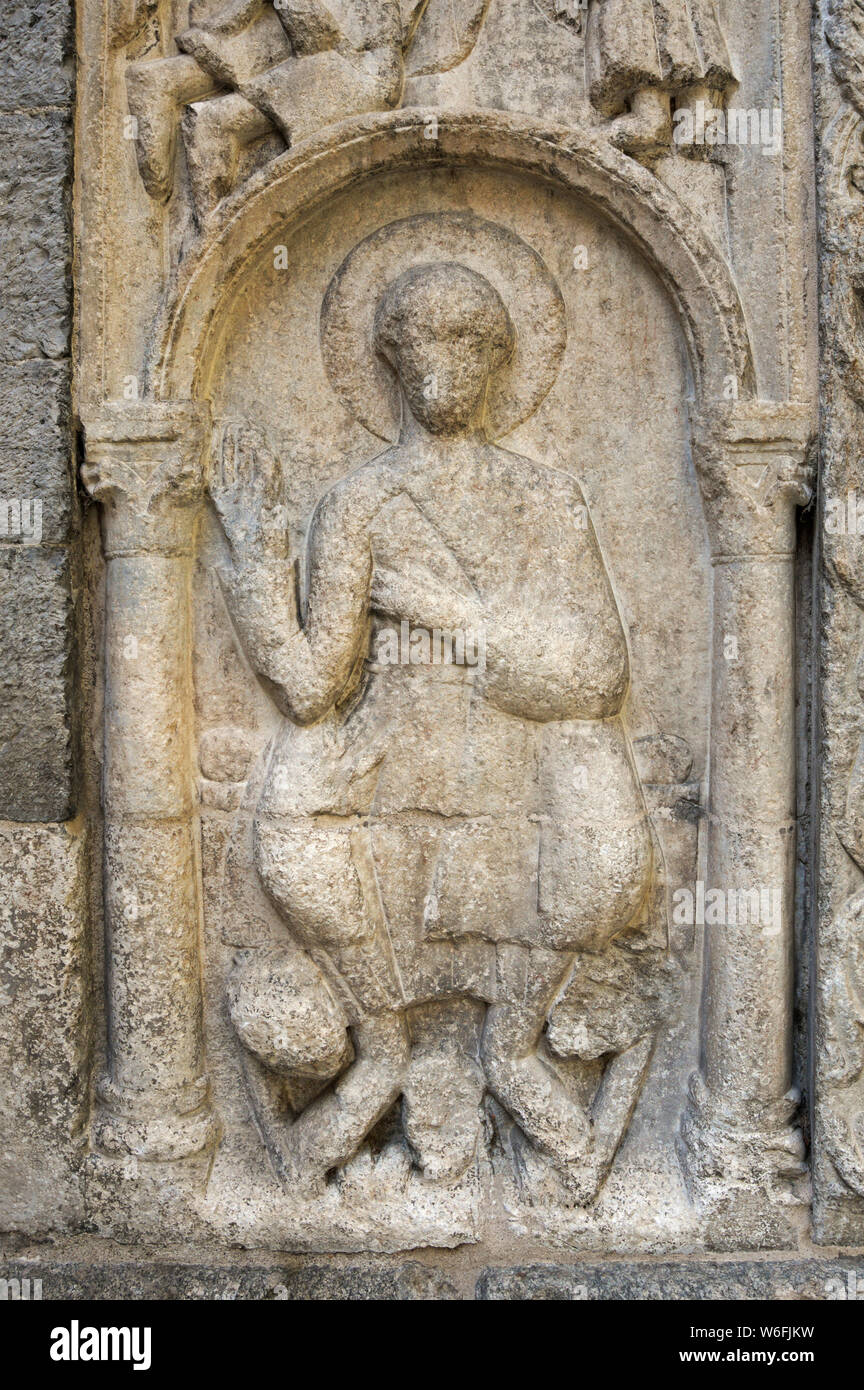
[821, 696, 864, 1198]
[69, 99, 818, 1249]
[826, 3, 864, 406]
[51, 0, 824, 1260]
[206, 235, 678, 1200]
[677, 403, 812, 1221]
[52, 72, 825, 1280]
[126, 0, 406, 212]
[405, 0, 491, 76]
[119, 0, 490, 214]
[116, 0, 736, 221]
[827, 0, 864, 123]
[81, 402, 218, 1160]
[584, 0, 736, 155]
[2, 0, 851, 1297]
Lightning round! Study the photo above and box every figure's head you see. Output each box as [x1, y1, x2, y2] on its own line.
[373, 262, 515, 435]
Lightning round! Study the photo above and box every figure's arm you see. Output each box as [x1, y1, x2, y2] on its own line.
[485, 471, 630, 721]
[371, 471, 629, 723]
[272, 0, 346, 52]
[275, 0, 404, 54]
[210, 425, 373, 725]
[406, 0, 491, 77]
[479, 553, 630, 723]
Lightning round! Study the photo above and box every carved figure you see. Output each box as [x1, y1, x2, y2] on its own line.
[210, 247, 665, 1197]
[122, 0, 489, 214]
[119, 0, 736, 210]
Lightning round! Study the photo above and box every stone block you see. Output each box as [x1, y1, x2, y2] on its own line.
[0, 545, 77, 821]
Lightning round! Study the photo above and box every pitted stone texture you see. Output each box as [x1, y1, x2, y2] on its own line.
[0, 361, 75, 543]
[813, 0, 864, 1242]
[476, 1260, 864, 1301]
[0, 1, 77, 826]
[0, 1257, 459, 1301]
[0, 823, 90, 1233]
[227, 947, 352, 1080]
[0, 1, 75, 111]
[211, 255, 662, 1200]
[0, 112, 73, 364]
[0, 547, 77, 821]
[3, 1254, 863, 1301]
[64, 0, 821, 1265]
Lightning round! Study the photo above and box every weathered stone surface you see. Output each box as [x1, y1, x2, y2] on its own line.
[58, 0, 818, 1263]
[0, 822, 90, 1234]
[0, 6, 78, 826]
[0, 111, 73, 364]
[813, 0, 864, 1246]
[0, 547, 76, 821]
[11, 0, 864, 1301]
[0, 361, 75, 542]
[3, 1252, 863, 1301]
[0, 1256, 459, 1301]
[0, 1, 75, 112]
[476, 1260, 864, 1302]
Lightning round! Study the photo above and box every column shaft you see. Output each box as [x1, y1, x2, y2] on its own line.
[83, 401, 216, 1160]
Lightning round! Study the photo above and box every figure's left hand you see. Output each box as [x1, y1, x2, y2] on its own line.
[370, 557, 482, 635]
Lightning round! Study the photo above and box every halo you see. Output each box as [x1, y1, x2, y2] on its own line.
[320, 212, 567, 442]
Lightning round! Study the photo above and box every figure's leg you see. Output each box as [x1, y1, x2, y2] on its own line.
[245, 50, 401, 148]
[481, 945, 592, 1169]
[254, 819, 409, 1190]
[188, 0, 263, 35]
[126, 55, 216, 201]
[403, 997, 485, 1182]
[365, 818, 486, 1182]
[607, 88, 673, 155]
[273, 1010, 410, 1192]
[182, 91, 274, 217]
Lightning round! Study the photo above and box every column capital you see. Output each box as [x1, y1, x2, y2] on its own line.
[690, 400, 815, 559]
[81, 399, 211, 556]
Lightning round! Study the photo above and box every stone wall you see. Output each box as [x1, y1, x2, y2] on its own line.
[0, 1, 78, 822]
[813, 0, 864, 1246]
[0, 1, 91, 1238]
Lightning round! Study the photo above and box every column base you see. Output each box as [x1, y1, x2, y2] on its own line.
[93, 1075, 219, 1161]
[93, 1105, 219, 1161]
[676, 1073, 808, 1245]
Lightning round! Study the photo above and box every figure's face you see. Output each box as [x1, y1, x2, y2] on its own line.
[393, 308, 492, 433]
[374, 264, 514, 436]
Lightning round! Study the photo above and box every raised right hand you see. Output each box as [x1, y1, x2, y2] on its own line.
[209, 420, 289, 564]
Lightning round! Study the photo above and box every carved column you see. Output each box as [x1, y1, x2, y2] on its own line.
[680, 401, 812, 1207]
[82, 401, 217, 1159]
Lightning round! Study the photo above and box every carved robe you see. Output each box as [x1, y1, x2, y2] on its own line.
[585, 0, 735, 116]
[251, 448, 654, 1013]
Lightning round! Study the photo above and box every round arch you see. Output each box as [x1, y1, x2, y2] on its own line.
[149, 107, 755, 406]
